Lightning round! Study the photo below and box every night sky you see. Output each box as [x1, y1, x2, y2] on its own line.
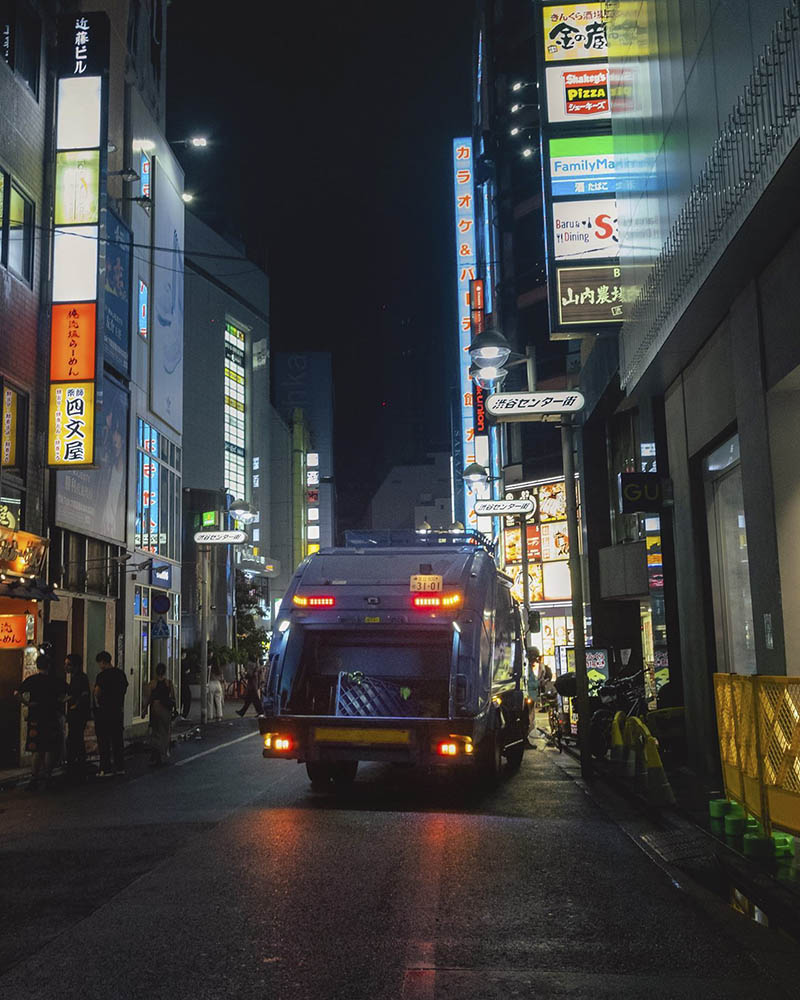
[166, 2, 474, 526]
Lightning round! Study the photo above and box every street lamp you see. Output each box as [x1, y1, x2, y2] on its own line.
[462, 462, 490, 491]
[170, 136, 209, 148]
[468, 328, 512, 369]
[229, 498, 258, 524]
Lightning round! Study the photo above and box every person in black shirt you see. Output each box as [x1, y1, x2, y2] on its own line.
[93, 650, 128, 776]
[65, 653, 91, 777]
[17, 654, 63, 790]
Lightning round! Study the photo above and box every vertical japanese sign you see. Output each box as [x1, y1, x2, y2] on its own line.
[48, 13, 110, 466]
[452, 138, 490, 527]
[537, 2, 623, 338]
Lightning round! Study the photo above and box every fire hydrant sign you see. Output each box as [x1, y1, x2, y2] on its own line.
[474, 499, 535, 516]
[486, 391, 585, 420]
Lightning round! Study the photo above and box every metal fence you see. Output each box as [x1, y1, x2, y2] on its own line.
[615, 2, 800, 389]
[714, 673, 800, 836]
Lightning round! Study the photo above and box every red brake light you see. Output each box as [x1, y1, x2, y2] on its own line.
[413, 595, 441, 608]
[293, 595, 335, 607]
[274, 736, 293, 752]
[437, 741, 458, 756]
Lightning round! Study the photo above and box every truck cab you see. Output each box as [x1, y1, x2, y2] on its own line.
[259, 530, 530, 788]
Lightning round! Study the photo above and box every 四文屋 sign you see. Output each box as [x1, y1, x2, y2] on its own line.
[48, 13, 109, 468]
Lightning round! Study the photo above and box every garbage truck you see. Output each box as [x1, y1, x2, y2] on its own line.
[258, 529, 531, 788]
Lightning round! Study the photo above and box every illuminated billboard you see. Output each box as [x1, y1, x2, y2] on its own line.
[552, 199, 618, 261]
[542, 3, 608, 62]
[556, 265, 624, 324]
[549, 135, 616, 196]
[545, 64, 609, 124]
[48, 13, 109, 468]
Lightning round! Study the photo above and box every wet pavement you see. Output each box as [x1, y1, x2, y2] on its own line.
[1, 730, 798, 999]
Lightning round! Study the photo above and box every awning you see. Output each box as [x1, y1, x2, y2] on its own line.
[0, 577, 59, 601]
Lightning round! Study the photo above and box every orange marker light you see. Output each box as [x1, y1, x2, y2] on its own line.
[293, 595, 335, 607]
[413, 593, 461, 609]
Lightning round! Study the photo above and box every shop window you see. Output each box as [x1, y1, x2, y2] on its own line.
[703, 435, 755, 674]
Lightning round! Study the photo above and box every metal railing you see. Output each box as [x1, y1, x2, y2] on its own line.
[614, 2, 800, 389]
[714, 673, 800, 837]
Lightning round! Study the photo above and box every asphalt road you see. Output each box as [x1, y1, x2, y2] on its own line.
[0, 719, 798, 1000]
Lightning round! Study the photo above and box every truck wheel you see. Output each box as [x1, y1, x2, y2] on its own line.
[332, 761, 358, 786]
[505, 742, 524, 771]
[306, 762, 333, 790]
[481, 730, 502, 783]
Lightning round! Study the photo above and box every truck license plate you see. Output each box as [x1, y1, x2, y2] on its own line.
[410, 574, 442, 592]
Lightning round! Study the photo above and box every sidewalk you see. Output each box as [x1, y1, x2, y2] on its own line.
[560, 740, 800, 942]
[0, 691, 261, 791]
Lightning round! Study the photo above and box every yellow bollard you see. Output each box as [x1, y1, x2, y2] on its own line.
[645, 735, 676, 807]
[609, 711, 625, 773]
[622, 717, 637, 780]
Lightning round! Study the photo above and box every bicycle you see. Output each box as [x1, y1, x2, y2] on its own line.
[589, 671, 686, 767]
[225, 669, 247, 700]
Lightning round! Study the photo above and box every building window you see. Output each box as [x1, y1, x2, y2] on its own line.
[135, 418, 181, 560]
[224, 321, 246, 499]
[2, 1, 41, 97]
[0, 173, 34, 283]
[703, 434, 755, 675]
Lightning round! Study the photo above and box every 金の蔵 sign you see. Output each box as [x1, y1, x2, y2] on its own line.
[542, 3, 608, 63]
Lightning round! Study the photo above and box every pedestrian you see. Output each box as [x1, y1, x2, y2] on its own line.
[236, 660, 262, 717]
[93, 650, 128, 776]
[524, 646, 541, 748]
[144, 662, 176, 765]
[65, 653, 91, 778]
[207, 660, 224, 721]
[16, 654, 63, 790]
[180, 654, 192, 719]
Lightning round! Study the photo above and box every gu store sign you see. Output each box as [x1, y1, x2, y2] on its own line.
[48, 13, 110, 467]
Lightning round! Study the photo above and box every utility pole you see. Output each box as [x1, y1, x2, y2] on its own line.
[561, 415, 591, 780]
[198, 543, 210, 725]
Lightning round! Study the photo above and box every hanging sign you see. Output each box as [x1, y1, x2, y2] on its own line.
[0, 615, 27, 649]
[193, 530, 247, 544]
[474, 499, 535, 516]
[486, 391, 585, 419]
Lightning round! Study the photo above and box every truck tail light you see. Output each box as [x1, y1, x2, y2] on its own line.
[264, 733, 293, 752]
[293, 595, 335, 607]
[437, 741, 458, 756]
[412, 593, 461, 609]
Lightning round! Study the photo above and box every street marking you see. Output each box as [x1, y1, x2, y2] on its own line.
[173, 731, 258, 767]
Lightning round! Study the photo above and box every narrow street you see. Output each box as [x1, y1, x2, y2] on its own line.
[1, 721, 797, 1000]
